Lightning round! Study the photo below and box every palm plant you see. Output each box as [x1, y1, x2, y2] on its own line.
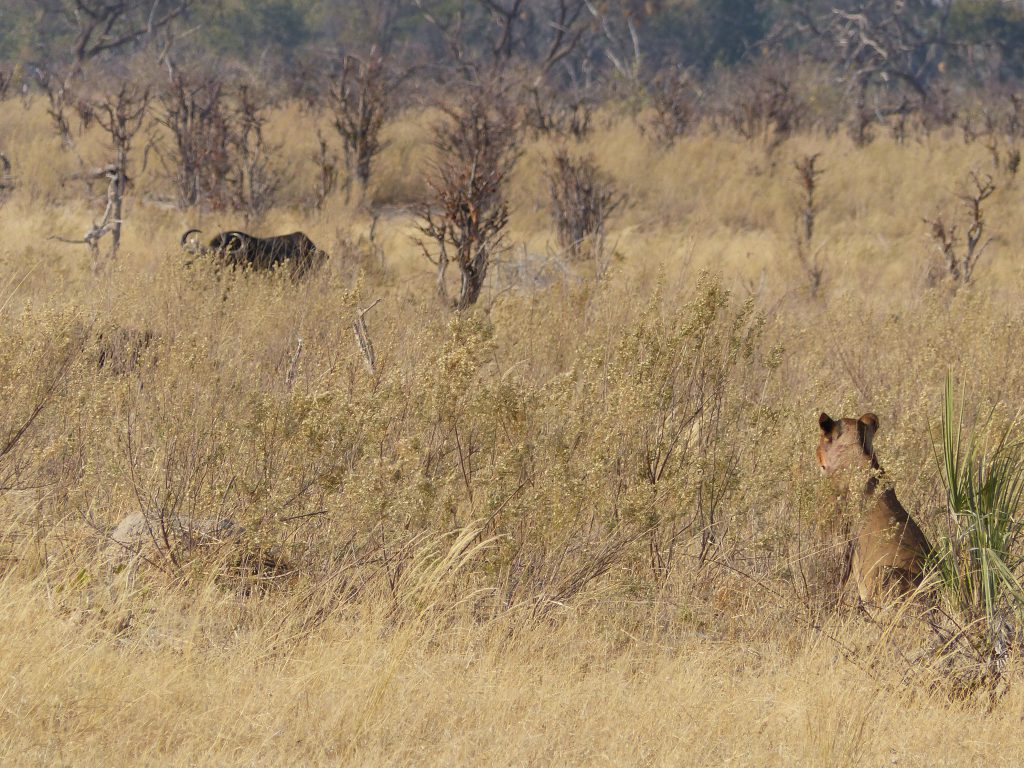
[929, 373, 1024, 647]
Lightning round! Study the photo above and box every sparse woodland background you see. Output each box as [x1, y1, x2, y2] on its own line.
[6, 1, 1024, 765]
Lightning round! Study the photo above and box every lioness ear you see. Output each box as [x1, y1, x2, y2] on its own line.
[858, 413, 879, 453]
[819, 412, 835, 433]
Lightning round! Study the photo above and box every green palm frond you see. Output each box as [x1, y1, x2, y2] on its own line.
[930, 372, 1024, 628]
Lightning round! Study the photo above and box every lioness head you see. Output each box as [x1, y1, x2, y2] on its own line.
[817, 412, 880, 477]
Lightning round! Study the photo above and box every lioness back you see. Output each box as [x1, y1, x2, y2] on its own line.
[817, 412, 930, 603]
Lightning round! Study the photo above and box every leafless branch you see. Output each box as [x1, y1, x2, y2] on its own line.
[48, 169, 119, 261]
[71, 0, 194, 63]
[353, 299, 383, 376]
[927, 171, 996, 285]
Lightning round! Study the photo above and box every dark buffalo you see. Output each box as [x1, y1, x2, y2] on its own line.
[181, 228, 327, 279]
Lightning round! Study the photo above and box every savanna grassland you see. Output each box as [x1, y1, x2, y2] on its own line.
[5, 91, 1024, 767]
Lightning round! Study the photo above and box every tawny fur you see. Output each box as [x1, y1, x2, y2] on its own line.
[817, 412, 930, 603]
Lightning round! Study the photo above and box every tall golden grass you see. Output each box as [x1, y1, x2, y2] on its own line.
[2, 95, 1024, 764]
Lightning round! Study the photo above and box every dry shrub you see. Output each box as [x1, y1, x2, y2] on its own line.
[793, 153, 826, 297]
[0, 68, 12, 102]
[327, 50, 397, 202]
[310, 128, 339, 210]
[155, 68, 232, 209]
[0, 310, 88, 499]
[95, 324, 154, 373]
[973, 92, 1024, 177]
[566, 277, 776, 575]
[546, 148, 622, 263]
[0, 270, 776, 616]
[229, 84, 281, 219]
[330, 219, 387, 284]
[713, 60, 807, 152]
[34, 67, 76, 148]
[416, 85, 520, 309]
[0, 151, 13, 204]
[926, 171, 996, 286]
[645, 67, 702, 145]
[155, 74, 280, 217]
[524, 83, 593, 140]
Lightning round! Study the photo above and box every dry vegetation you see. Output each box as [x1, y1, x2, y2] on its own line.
[6, 87, 1024, 765]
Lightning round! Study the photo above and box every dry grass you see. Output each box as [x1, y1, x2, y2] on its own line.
[5, 580, 1024, 766]
[2, 95, 1024, 765]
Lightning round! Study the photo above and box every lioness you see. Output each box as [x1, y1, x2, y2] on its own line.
[817, 412, 931, 603]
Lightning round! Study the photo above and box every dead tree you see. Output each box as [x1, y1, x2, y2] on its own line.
[0, 153, 14, 204]
[64, 0, 194, 64]
[0, 69, 12, 101]
[353, 298, 382, 377]
[416, 0, 590, 94]
[311, 129, 339, 210]
[825, 1, 952, 143]
[525, 85, 593, 139]
[479, 0, 588, 72]
[327, 49, 395, 202]
[229, 85, 280, 220]
[927, 172, 996, 285]
[646, 67, 702, 146]
[34, 68, 76, 148]
[480, 0, 592, 138]
[83, 82, 151, 259]
[157, 73, 278, 216]
[49, 165, 120, 265]
[547, 149, 621, 262]
[793, 153, 825, 297]
[416, 90, 520, 310]
[723, 63, 805, 152]
[583, 0, 642, 84]
[979, 94, 1024, 178]
[155, 69, 231, 208]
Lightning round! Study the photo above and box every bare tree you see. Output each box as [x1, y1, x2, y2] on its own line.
[229, 84, 280, 220]
[327, 49, 396, 203]
[0, 153, 14, 205]
[480, 0, 525, 63]
[34, 68, 77, 148]
[70, 80, 150, 261]
[311, 129, 339, 210]
[412, 0, 478, 79]
[155, 68, 231, 209]
[718, 61, 805, 152]
[480, 0, 588, 74]
[156, 72, 280, 217]
[646, 67, 702, 145]
[416, 0, 590, 87]
[547, 149, 621, 263]
[525, 84, 594, 139]
[821, 1, 952, 143]
[979, 93, 1024, 178]
[0, 68, 12, 101]
[49, 165, 120, 264]
[830, 2, 948, 98]
[793, 153, 826, 297]
[64, 0, 194, 64]
[927, 172, 996, 286]
[416, 88, 520, 310]
[583, 0, 642, 84]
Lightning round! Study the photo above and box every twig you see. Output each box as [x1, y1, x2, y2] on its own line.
[353, 298, 382, 376]
[285, 337, 303, 390]
[48, 173, 119, 259]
